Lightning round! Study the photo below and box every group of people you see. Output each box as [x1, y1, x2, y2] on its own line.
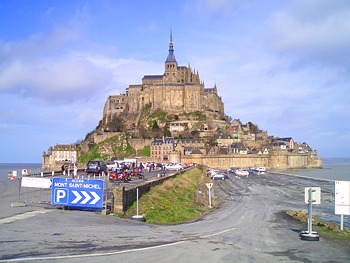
[61, 164, 75, 178]
[61, 164, 68, 174]
[112, 161, 166, 174]
[112, 162, 144, 173]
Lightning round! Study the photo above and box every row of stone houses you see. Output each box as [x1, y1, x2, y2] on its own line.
[149, 135, 311, 162]
[168, 118, 270, 145]
[41, 135, 314, 169]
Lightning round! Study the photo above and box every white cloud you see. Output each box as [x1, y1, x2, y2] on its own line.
[0, 25, 163, 105]
[0, 57, 113, 102]
[270, 0, 350, 69]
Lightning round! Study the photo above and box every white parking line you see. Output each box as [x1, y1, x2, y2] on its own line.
[200, 227, 236, 238]
[0, 227, 236, 262]
[0, 210, 51, 225]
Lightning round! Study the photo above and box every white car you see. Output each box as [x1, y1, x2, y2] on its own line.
[212, 173, 228, 180]
[256, 167, 267, 173]
[235, 169, 249, 176]
[165, 163, 183, 171]
[207, 169, 219, 178]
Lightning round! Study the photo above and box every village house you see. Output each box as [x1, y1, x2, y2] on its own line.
[42, 144, 77, 170]
[215, 134, 234, 147]
[230, 142, 248, 154]
[168, 122, 185, 135]
[271, 137, 295, 151]
[175, 138, 206, 155]
[150, 137, 175, 161]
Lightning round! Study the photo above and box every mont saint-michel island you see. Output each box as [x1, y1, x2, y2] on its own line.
[42, 34, 322, 171]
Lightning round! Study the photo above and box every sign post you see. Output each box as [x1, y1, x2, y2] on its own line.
[335, 181, 350, 231]
[51, 178, 104, 210]
[300, 187, 321, 241]
[131, 187, 145, 221]
[206, 183, 213, 208]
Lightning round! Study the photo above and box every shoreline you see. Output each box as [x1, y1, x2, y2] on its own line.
[269, 170, 334, 182]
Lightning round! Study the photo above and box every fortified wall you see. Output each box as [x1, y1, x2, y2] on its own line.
[171, 151, 322, 169]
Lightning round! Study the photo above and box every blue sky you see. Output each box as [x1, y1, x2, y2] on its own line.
[1, 0, 350, 163]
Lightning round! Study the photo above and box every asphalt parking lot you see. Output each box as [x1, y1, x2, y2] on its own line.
[1, 171, 349, 262]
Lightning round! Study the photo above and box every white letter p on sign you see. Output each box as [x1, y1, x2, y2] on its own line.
[56, 189, 66, 203]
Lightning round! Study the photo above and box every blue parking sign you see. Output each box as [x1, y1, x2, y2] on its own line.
[51, 178, 104, 209]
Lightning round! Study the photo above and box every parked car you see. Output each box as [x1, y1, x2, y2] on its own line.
[165, 163, 184, 171]
[256, 167, 267, 173]
[212, 173, 228, 180]
[235, 169, 249, 177]
[207, 168, 219, 178]
[227, 167, 236, 173]
[85, 160, 108, 176]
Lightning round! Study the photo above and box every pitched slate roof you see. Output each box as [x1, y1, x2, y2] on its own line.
[191, 148, 203, 154]
[177, 138, 204, 144]
[142, 75, 163, 79]
[151, 137, 174, 146]
[215, 134, 233, 139]
[230, 143, 246, 150]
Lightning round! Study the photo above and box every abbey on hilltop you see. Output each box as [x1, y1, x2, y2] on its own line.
[102, 32, 225, 131]
[42, 32, 322, 171]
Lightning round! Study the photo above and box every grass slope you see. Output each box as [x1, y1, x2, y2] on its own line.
[123, 166, 211, 224]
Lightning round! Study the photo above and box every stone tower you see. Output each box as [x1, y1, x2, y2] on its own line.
[164, 31, 178, 83]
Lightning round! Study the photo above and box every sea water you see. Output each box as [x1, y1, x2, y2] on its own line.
[0, 163, 42, 181]
[284, 158, 350, 181]
[277, 158, 350, 227]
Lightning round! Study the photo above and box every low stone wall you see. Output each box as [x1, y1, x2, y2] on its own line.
[111, 173, 179, 213]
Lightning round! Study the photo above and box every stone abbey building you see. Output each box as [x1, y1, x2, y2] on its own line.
[42, 33, 322, 170]
[103, 33, 225, 129]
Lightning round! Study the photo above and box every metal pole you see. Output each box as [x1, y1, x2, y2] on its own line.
[340, 214, 344, 231]
[18, 177, 22, 201]
[104, 176, 107, 211]
[136, 188, 139, 216]
[208, 188, 212, 208]
[308, 187, 313, 234]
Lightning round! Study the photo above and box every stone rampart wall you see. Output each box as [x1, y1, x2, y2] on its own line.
[112, 173, 178, 213]
[128, 138, 153, 151]
[93, 132, 119, 144]
[179, 152, 322, 169]
[180, 154, 269, 169]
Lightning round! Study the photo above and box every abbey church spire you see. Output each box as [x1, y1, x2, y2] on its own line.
[165, 30, 177, 63]
[164, 30, 178, 82]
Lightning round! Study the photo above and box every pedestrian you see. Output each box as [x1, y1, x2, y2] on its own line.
[139, 162, 144, 173]
[132, 162, 136, 173]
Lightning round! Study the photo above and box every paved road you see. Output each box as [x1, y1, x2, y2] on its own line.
[0, 172, 349, 262]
